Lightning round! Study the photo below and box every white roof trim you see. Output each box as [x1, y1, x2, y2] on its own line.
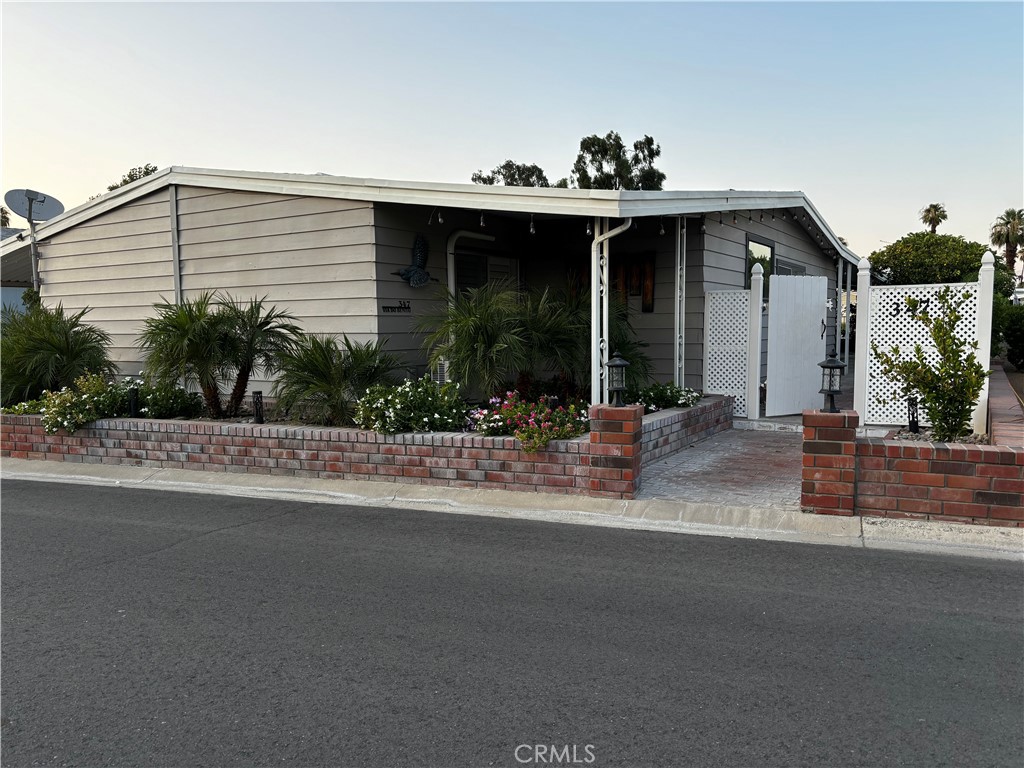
[0, 166, 858, 264]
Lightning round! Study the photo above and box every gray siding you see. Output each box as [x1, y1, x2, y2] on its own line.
[689, 210, 839, 392]
[176, 188, 378, 390]
[37, 190, 174, 375]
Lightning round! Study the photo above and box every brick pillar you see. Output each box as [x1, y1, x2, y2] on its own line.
[801, 410, 859, 515]
[589, 404, 643, 499]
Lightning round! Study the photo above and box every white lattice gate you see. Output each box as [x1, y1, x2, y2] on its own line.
[853, 254, 994, 433]
[704, 290, 751, 417]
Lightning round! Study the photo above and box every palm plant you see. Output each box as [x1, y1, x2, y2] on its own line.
[1, 303, 116, 406]
[554, 288, 653, 391]
[217, 295, 302, 417]
[990, 208, 1024, 278]
[271, 335, 400, 426]
[137, 292, 234, 418]
[919, 203, 948, 234]
[418, 280, 527, 397]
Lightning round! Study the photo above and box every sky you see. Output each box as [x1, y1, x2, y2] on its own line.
[2, 1, 1022, 266]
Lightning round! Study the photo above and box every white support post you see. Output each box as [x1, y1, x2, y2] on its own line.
[842, 261, 852, 366]
[746, 263, 764, 420]
[853, 257, 872, 417]
[973, 251, 995, 435]
[590, 218, 603, 404]
[601, 218, 611, 405]
[674, 217, 686, 386]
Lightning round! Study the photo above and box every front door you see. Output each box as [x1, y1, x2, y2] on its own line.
[765, 275, 827, 416]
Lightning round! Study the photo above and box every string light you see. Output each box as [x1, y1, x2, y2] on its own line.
[529, 214, 536, 235]
[480, 212, 486, 228]
[586, 219, 592, 236]
[659, 217, 665, 236]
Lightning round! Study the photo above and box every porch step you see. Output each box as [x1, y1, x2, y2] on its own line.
[733, 418, 803, 433]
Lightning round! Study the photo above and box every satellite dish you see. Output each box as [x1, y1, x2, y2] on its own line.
[4, 188, 65, 222]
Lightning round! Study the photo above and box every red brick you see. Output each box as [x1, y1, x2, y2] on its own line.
[983, 507, 1024, 520]
[928, 515, 977, 525]
[859, 470, 901, 484]
[942, 502, 992, 518]
[815, 428, 856, 442]
[896, 498, 938, 514]
[858, 495, 898, 511]
[858, 457, 885, 470]
[814, 455, 855, 469]
[947, 475, 991, 491]
[992, 478, 1024, 494]
[806, 468, 843, 482]
[902, 473, 946, 487]
[977, 464, 1022, 479]
[892, 459, 929, 473]
[928, 487, 973, 503]
[813, 481, 854, 496]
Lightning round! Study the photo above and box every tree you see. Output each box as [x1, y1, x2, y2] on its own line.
[870, 232, 992, 286]
[107, 164, 158, 191]
[137, 292, 235, 418]
[990, 208, 1023, 278]
[571, 131, 666, 190]
[919, 203, 948, 234]
[471, 161, 559, 188]
[218, 296, 303, 418]
[470, 131, 665, 191]
[1, 207, 10, 228]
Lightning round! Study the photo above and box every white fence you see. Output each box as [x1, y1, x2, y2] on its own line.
[703, 264, 764, 418]
[853, 253, 994, 432]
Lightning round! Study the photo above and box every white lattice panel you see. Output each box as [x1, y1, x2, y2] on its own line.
[865, 283, 978, 425]
[704, 290, 749, 417]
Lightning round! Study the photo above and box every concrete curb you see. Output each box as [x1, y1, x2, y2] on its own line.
[2, 458, 1021, 561]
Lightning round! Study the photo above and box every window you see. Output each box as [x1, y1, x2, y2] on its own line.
[774, 258, 806, 276]
[454, 246, 519, 294]
[746, 236, 774, 288]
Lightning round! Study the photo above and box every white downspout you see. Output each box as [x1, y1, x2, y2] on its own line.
[590, 216, 633, 405]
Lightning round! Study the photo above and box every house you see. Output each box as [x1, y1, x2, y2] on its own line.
[0, 167, 859, 409]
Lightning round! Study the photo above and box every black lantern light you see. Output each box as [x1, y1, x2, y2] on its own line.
[252, 390, 265, 424]
[817, 348, 846, 413]
[128, 385, 139, 418]
[606, 352, 629, 407]
[907, 396, 920, 434]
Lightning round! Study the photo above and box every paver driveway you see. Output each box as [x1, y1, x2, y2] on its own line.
[638, 428, 804, 508]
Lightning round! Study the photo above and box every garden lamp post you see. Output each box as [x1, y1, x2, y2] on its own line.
[606, 352, 629, 407]
[817, 348, 846, 413]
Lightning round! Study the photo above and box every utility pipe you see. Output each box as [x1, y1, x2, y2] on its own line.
[590, 216, 633, 405]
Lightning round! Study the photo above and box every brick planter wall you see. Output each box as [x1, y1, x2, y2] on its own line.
[1, 415, 593, 495]
[640, 395, 733, 467]
[801, 409, 1024, 526]
[2, 394, 734, 501]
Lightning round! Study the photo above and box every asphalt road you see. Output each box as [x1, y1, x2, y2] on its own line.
[2, 479, 1022, 768]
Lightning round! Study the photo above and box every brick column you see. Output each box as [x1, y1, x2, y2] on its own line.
[589, 404, 644, 499]
[801, 410, 859, 515]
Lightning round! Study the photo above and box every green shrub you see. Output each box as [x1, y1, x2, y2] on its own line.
[355, 376, 467, 433]
[626, 382, 702, 414]
[15, 373, 202, 435]
[1004, 303, 1024, 370]
[469, 391, 589, 452]
[272, 335, 400, 426]
[871, 287, 989, 441]
[1, 302, 116, 406]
